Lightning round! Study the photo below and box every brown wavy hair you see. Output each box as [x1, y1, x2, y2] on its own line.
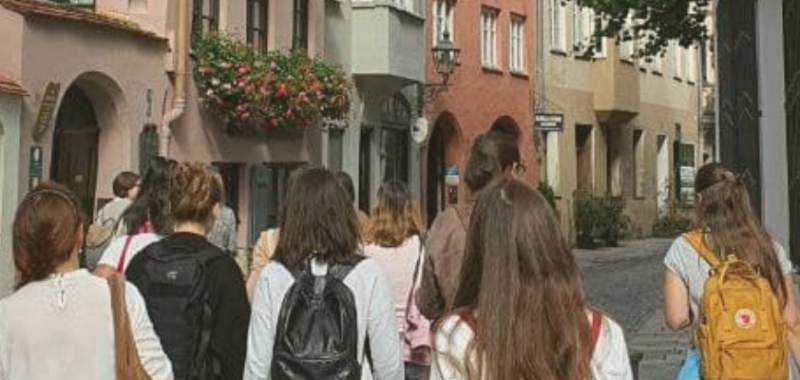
[694, 163, 786, 302]
[13, 182, 85, 289]
[272, 167, 360, 269]
[364, 180, 424, 247]
[439, 176, 593, 380]
[169, 162, 221, 228]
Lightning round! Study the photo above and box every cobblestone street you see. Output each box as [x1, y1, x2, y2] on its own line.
[577, 238, 689, 380]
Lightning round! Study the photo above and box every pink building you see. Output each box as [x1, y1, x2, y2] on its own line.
[0, 0, 325, 293]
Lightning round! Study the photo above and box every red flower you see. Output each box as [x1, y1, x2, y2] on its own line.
[238, 65, 250, 75]
[276, 84, 287, 97]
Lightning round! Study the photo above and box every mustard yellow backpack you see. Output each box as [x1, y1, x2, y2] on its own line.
[683, 231, 787, 380]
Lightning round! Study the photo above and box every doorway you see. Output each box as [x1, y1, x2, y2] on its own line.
[575, 124, 593, 191]
[51, 86, 100, 217]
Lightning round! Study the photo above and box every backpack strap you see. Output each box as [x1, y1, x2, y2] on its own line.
[328, 255, 367, 281]
[116, 235, 135, 273]
[682, 230, 722, 267]
[591, 310, 603, 354]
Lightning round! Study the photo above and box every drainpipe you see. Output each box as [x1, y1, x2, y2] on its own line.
[160, 0, 189, 157]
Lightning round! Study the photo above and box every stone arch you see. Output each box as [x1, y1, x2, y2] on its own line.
[490, 115, 522, 139]
[51, 71, 126, 216]
[425, 111, 464, 225]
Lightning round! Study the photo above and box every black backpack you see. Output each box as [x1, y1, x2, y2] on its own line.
[271, 256, 366, 380]
[130, 242, 224, 380]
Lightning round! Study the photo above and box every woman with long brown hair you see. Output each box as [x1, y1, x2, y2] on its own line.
[430, 177, 632, 380]
[0, 182, 172, 380]
[664, 163, 800, 378]
[245, 167, 403, 380]
[363, 179, 429, 379]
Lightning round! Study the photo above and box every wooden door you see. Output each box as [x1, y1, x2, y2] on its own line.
[51, 86, 99, 218]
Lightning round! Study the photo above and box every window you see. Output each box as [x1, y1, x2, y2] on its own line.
[293, 0, 309, 51]
[481, 8, 498, 68]
[633, 129, 644, 197]
[247, 0, 268, 53]
[672, 41, 683, 79]
[592, 15, 607, 57]
[432, 0, 455, 45]
[686, 46, 696, 83]
[619, 14, 635, 62]
[509, 16, 525, 72]
[549, 0, 566, 52]
[572, 4, 595, 55]
[652, 52, 664, 74]
[192, 0, 219, 39]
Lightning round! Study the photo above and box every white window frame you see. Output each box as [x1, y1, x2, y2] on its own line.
[510, 15, 525, 73]
[652, 51, 664, 74]
[573, 4, 603, 58]
[481, 7, 498, 68]
[549, 0, 567, 53]
[619, 14, 635, 63]
[592, 14, 607, 58]
[432, 0, 455, 46]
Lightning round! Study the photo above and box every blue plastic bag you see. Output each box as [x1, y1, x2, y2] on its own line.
[676, 349, 701, 380]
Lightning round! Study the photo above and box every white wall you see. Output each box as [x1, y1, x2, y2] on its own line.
[757, 0, 790, 248]
[0, 95, 22, 297]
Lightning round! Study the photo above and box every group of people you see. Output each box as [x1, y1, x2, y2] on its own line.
[0, 128, 799, 380]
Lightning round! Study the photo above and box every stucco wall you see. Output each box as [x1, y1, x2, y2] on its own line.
[16, 16, 169, 202]
[0, 95, 22, 297]
[541, 0, 700, 241]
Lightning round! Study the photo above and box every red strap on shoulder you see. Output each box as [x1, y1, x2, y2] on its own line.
[591, 310, 603, 352]
[116, 235, 134, 273]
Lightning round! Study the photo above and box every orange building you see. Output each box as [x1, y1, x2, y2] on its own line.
[423, 0, 538, 222]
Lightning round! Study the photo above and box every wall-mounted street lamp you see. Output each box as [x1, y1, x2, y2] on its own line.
[431, 29, 460, 86]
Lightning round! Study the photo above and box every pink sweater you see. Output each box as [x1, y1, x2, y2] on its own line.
[363, 235, 422, 334]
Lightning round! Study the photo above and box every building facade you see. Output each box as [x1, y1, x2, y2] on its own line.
[423, 0, 537, 223]
[0, 0, 337, 295]
[538, 0, 704, 241]
[322, 0, 426, 213]
[0, 76, 25, 296]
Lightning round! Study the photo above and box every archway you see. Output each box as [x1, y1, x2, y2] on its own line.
[51, 85, 100, 217]
[490, 115, 522, 139]
[425, 112, 462, 226]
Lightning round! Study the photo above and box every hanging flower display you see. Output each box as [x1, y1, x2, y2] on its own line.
[193, 33, 351, 134]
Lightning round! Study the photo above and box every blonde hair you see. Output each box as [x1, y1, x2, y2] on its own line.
[364, 180, 424, 247]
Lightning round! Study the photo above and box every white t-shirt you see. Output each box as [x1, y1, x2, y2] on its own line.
[244, 258, 404, 380]
[0, 269, 173, 380]
[98, 233, 161, 271]
[430, 313, 634, 380]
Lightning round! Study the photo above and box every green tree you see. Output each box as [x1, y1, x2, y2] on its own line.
[569, 0, 711, 58]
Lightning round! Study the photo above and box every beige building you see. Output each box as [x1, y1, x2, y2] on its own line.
[539, 0, 703, 241]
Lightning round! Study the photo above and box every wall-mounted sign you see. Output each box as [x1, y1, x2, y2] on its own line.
[444, 165, 459, 187]
[32, 82, 61, 141]
[534, 113, 564, 132]
[29, 146, 43, 190]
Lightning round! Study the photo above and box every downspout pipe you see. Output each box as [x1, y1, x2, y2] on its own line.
[160, 0, 189, 157]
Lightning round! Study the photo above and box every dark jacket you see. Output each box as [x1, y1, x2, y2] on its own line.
[417, 204, 473, 320]
[127, 232, 250, 380]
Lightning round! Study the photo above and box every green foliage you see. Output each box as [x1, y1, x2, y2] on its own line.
[566, 0, 710, 58]
[193, 33, 351, 134]
[652, 213, 692, 237]
[538, 182, 558, 212]
[574, 191, 628, 249]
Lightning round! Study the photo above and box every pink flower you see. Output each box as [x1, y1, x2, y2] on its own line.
[238, 65, 250, 74]
[269, 119, 278, 128]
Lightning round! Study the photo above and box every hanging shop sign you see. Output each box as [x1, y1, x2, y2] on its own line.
[534, 113, 564, 132]
[32, 82, 61, 141]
